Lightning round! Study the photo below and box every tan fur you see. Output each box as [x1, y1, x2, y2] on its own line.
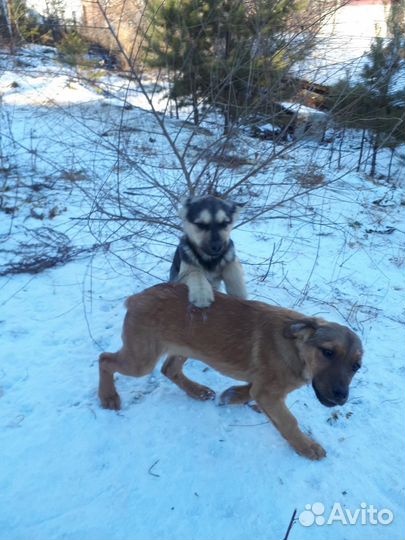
[215, 209, 227, 222]
[195, 209, 212, 224]
[98, 284, 363, 460]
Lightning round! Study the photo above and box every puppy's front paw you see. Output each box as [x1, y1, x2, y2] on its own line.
[100, 392, 121, 410]
[294, 437, 326, 460]
[189, 285, 214, 308]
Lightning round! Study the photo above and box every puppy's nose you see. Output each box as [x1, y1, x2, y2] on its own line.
[333, 386, 348, 402]
[210, 240, 223, 253]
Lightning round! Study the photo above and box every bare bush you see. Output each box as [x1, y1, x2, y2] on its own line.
[0, 227, 99, 276]
[68, 0, 349, 255]
[0, 0, 403, 295]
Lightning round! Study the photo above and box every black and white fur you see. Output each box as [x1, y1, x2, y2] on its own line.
[170, 195, 247, 308]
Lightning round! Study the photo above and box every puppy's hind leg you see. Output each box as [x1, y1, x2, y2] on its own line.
[98, 352, 122, 410]
[99, 340, 162, 410]
[161, 356, 216, 401]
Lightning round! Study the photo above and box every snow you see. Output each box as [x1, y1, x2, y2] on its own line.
[278, 102, 328, 117]
[0, 46, 404, 540]
[294, 1, 391, 86]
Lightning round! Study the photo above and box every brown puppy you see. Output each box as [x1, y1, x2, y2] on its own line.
[98, 284, 363, 460]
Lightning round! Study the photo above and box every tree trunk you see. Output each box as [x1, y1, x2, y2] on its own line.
[174, 95, 179, 120]
[370, 134, 379, 177]
[223, 109, 230, 135]
[357, 129, 366, 172]
[328, 129, 336, 168]
[192, 91, 199, 125]
[337, 127, 345, 169]
[223, 19, 232, 135]
[0, 0, 13, 45]
[387, 147, 394, 182]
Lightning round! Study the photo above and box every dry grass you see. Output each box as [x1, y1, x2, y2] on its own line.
[295, 165, 325, 187]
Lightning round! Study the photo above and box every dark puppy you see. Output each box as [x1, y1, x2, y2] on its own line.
[170, 195, 246, 308]
[99, 284, 363, 460]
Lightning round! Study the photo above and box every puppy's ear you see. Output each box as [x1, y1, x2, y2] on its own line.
[232, 201, 246, 220]
[178, 196, 192, 219]
[284, 318, 318, 340]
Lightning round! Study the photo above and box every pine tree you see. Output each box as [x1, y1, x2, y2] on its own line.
[145, 0, 220, 126]
[145, 0, 323, 133]
[329, 1, 405, 178]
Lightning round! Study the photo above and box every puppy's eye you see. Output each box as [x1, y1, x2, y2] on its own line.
[352, 362, 361, 372]
[217, 221, 231, 229]
[320, 348, 334, 359]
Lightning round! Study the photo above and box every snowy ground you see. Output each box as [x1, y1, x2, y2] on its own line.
[0, 46, 404, 540]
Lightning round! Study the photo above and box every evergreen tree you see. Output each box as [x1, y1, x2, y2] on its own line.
[329, 1, 405, 177]
[145, 0, 220, 125]
[145, 0, 323, 132]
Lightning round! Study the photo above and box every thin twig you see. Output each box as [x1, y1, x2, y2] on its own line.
[148, 459, 160, 478]
[283, 509, 297, 540]
[228, 421, 269, 427]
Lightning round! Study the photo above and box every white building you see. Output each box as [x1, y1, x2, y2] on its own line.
[25, 0, 83, 22]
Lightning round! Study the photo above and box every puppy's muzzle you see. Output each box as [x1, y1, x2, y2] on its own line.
[312, 381, 348, 407]
[204, 239, 226, 256]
